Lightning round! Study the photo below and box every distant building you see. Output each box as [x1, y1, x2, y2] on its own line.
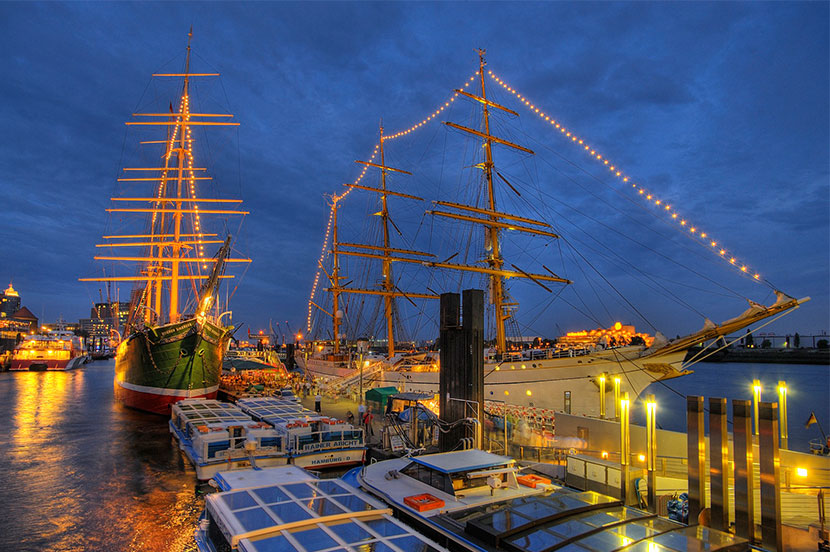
[91, 301, 130, 336]
[11, 306, 38, 334]
[0, 282, 21, 318]
[79, 317, 112, 341]
[0, 318, 30, 352]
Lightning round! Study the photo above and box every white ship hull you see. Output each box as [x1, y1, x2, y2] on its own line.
[291, 448, 366, 469]
[295, 355, 355, 379]
[353, 347, 689, 416]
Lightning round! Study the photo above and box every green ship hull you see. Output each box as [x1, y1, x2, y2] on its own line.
[114, 318, 231, 415]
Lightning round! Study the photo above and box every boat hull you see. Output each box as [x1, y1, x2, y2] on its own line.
[295, 355, 354, 379]
[375, 347, 689, 416]
[114, 319, 229, 416]
[9, 355, 87, 371]
[291, 448, 366, 470]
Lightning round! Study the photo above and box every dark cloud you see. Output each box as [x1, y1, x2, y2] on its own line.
[0, 1, 826, 337]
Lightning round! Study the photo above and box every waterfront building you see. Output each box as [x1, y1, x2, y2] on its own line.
[1, 283, 39, 335]
[78, 317, 112, 341]
[0, 318, 31, 352]
[10, 307, 38, 334]
[90, 301, 130, 335]
[0, 283, 21, 318]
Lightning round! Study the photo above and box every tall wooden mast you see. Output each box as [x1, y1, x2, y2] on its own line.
[428, 49, 571, 354]
[169, 27, 193, 323]
[80, 28, 250, 330]
[327, 125, 440, 356]
[377, 125, 397, 357]
[331, 196, 342, 353]
[476, 50, 508, 353]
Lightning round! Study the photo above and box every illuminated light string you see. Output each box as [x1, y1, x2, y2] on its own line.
[305, 72, 480, 332]
[486, 69, 763, 283]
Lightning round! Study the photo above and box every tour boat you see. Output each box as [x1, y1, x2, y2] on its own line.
[304, 50, 808, 416]
[237, 397, 366, 469]
[169, 399, 288, 480]
[9, 328, 87, 371]
[356, 448, 749, 552]
[80, 30, 249, 415]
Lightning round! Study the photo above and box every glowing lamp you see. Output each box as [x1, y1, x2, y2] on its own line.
[796, 467, 808, 477]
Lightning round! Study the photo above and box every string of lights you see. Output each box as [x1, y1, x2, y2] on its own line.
[486, 70, 764, 284]
[305, 72, 480, 333]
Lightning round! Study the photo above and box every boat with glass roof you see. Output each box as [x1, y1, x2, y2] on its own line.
[356, 448, 749, 552]
[170, 399, 289, 480]
[237, 397, 366, 469]
[195, 466, 448, 552]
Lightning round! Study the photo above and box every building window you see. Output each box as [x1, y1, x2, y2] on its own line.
[564, 391, 571, 414]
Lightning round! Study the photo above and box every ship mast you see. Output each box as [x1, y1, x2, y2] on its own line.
[327, 124, 439, 357]
[80, 28, 250, 329]
[331, 196, 342, 353]
[169, 28, 194, 323]
[378, 126, 397, 356]
[428, 49, 571, 354]
[476, 50, 508, 353]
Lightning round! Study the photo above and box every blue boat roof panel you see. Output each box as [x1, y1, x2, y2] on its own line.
[411, 449, 513, 474]
[208, 477, 447, 552]
[214, 465, 314, 492]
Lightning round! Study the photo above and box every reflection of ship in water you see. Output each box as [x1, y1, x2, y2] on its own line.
[305, 50, 807, 414]
[80, 30, 249, 415]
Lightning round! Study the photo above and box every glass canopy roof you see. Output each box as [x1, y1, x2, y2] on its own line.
[208, 477, 445, 552]
[238, 397, 319, 425]
[442, 490, 746, 552]
[173, 399, 252, 427]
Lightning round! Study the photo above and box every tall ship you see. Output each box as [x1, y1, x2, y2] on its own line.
[81, 31, 250, 415]
[304, 50, 807, 414]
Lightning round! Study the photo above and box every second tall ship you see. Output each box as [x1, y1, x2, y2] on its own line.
[303, 50, 808, 416]
[82, 31, 250, 415]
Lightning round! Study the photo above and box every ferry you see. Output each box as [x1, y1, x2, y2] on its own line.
[237, 397, 366, 469]
[194, 465, 447, 552]
[356, 448, 750, 552]
[9, 328, 87, 371]
[169, 399, 288, 480]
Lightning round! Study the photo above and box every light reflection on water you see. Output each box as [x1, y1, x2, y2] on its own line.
[0, 360, 202, 552]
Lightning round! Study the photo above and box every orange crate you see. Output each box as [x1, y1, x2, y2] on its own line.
[517, 474, 551, 488]
[403, 493, 445, 512]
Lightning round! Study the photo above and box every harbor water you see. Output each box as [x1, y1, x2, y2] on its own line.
[0, 359, 827, 551]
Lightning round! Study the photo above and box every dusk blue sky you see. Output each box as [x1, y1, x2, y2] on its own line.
[1, 2, 827, 341]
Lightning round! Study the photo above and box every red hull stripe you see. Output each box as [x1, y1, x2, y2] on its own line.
[118, 380, 219, 397]
[114, 382, 218, 416]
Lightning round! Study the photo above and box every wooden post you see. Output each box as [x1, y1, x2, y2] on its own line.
[686, 396, 706, 524]
[759, 401, 783, 552]
[709, 397, 730, 531]
[733, 399, 756, 542]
